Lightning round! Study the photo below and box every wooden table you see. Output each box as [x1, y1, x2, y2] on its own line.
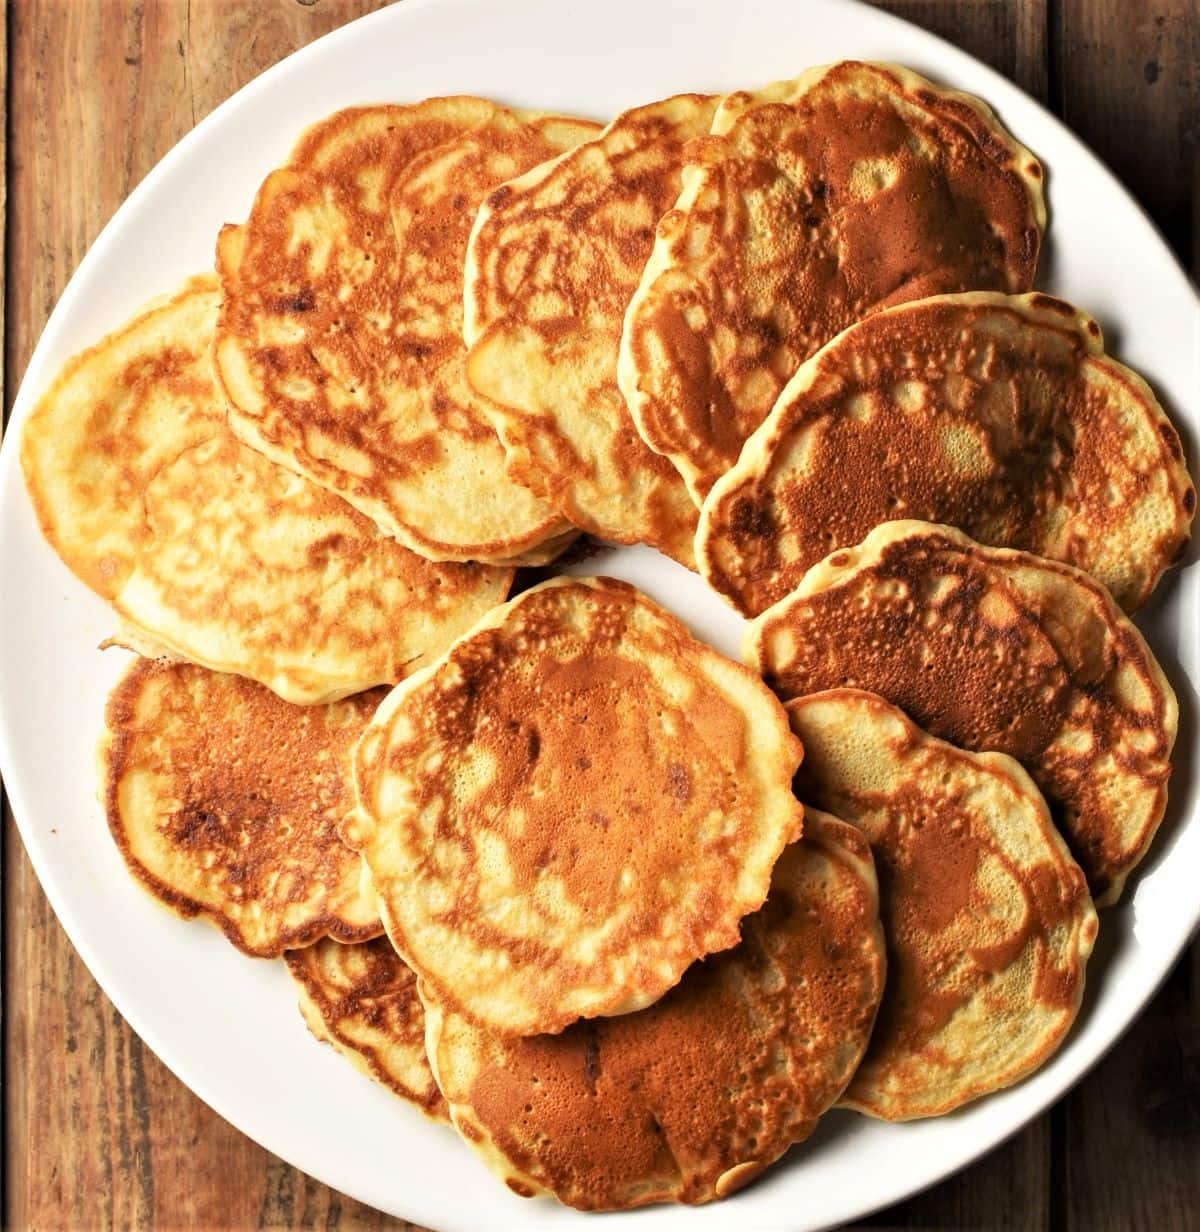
[4, 1, 1197, 1227]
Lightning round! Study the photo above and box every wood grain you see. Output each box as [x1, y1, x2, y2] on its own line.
[1055, 0, 1199, 260]
[871, 0, 1049, 98]
[3, 1, 1196, 1229]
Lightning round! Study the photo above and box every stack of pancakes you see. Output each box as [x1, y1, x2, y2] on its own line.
[20, 58, 1194, 1213]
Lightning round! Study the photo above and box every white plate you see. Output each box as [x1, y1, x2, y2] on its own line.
[1, 1, 1197, 1228]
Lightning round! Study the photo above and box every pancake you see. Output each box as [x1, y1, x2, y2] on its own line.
[747, 521, 1178, 904]
[215, 100, 598, 565]
[699, 288, 1197, 616]
[619, 61, 1045, 505]
[19, 276, 513, 704]
[100, 659, 383, 958]
[463, 94, 718, 566]
[699, 291, 1195, 616]
[285, 937, 447, 1120]
[787, 689, 1097, 1121]
[345, 576, 804, 1037]
[424, 808, 885, 1209]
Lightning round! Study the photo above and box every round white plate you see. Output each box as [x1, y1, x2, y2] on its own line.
[1, 1, 1197, 1228]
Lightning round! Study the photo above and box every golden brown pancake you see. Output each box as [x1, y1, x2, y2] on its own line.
[19, 275, 514, 704]
[101, 659, 382, 958]
[747, 521, 1178, 904]
[620, 61, 1045, 504]
[285, 937, 447, 1120]
[424, 808, 885, 1209]
[788, 689, 1097, 1121]
[214, 100, 598, 564]
[463, 94, 718, 565]
[345, 576, 804, 1037]
[700, 291, 1195, 616]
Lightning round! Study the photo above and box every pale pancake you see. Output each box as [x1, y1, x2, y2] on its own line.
[619, 61, 1045, 505]
[286, 937, 447, 1120]
[463, 94, 718, 565]
[345, 576, 804, 1037]
[19, 276, 513, 704]
[747, 521, 1179, 904]
[700, 291, 1195, 616]
[788, 689, 1097, 1120]
[214, 100, 597, 564]
[424, 808, 885, 1209]
[101, 660, 382, 958]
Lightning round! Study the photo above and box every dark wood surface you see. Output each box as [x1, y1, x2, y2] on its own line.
[3, 1, 1197, 1228]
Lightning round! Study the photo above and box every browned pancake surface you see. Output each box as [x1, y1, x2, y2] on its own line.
[426, 809, 885, 1209]
[19, 274, 517, 704]
[620, 62, 1044, 503]
[464, 94, 717, 563]
[788, 689, 1097, 1120]
[748, 522, 1178, 903]
[103, 659, 382, 956]
[700, 292, 1195, 615]
[348, 577, 804, 1036]
[215, 101, 594, 563]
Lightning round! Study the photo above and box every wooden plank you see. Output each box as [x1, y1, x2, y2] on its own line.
[2, 3, 416, 1229]
[1055, 0, 1198, 260]
[868, 0, 1049, 98]
[1051, 2, 1200, 1229]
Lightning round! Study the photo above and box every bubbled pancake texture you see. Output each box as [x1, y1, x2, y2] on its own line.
[286, 937, 447, 1120]
[463, 94, 718, 566]
[620, 61, 1044, 504]
[700, 292, 1196, 616]
[214, 100, 598, 564]
[348, 576, 804, 1037]
[19, 275, 514, 704]
[748, 521, 1178, 903]
[425, 808, 885, 1210]
[102, 660, 383, 957]
[788, 689, 1097, 1121]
